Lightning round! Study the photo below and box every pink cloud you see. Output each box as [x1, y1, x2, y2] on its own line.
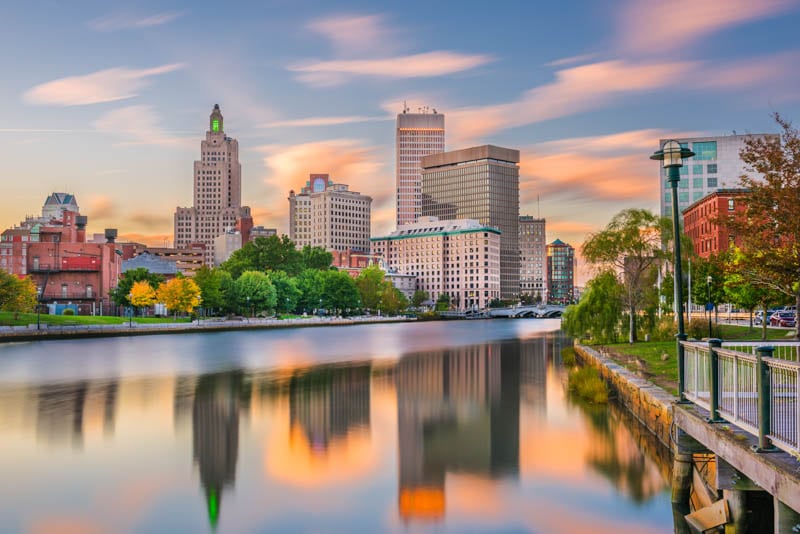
[307, 14, 394, 57]
[619, 0, 796, 54]
[88, 11, 186, 32]
[260, 115, 390, 128]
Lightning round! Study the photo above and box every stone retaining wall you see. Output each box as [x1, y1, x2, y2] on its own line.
[574, 344, 677, 448]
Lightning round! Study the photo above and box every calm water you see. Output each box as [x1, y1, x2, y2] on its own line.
[0, 320, 675, 533]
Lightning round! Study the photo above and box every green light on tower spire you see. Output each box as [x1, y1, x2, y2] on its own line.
[207, 489, 220, 529]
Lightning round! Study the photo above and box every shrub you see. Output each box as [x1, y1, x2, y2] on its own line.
[567, 366, 609, 404]
[561, 347, 577, 366]
[62, 308, 75, 316]
[687, 317, 722, 340]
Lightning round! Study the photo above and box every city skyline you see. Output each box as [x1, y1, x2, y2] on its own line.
[3, 1, 800, 282]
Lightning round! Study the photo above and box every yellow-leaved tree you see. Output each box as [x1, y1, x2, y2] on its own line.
[156, 277, 201, 317]
[129, 280, 157, 311]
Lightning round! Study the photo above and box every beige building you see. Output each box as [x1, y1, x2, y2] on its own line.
[288, 174, 372, 252]
[371, 216, 501, 311]
[421, 145, 520, 299]
[519, 216, 546, 301]
[174, 104, 252, 266]
[214, 230, 243, 266]
[396, 108, 445, 227]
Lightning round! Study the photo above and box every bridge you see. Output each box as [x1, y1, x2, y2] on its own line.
[673, 340, 800, 532]
[487, 304, 565, 318]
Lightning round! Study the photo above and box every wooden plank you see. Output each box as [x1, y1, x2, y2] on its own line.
[685, 499, 729, 532]
[693, 465, 716, 510]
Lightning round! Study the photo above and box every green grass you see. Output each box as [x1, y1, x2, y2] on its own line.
[567, 366, 609, 404]
[0, 311, 191, 326]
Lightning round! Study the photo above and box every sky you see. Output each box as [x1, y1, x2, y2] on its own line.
[3, 0, 800, 281]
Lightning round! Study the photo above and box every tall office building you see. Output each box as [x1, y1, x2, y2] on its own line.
[421, 145, 520, 299]
[288, 174, 372, 253]
[519, 216, 546, 302]
[396, 108, 445, 226]
[546, 239, 574, 305]
[658, 134, 777, 219]
[174, 105, 252, 266]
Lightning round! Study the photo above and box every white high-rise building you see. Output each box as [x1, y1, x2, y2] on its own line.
[396, 108, 445, 227]
[174, 105, 252, 266]
[658, 134, 778, 218]
[519, 216, 546, 302]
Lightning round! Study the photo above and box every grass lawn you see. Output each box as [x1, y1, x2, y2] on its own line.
[0, 311, 191, 326]
[593, 324, 797, 396]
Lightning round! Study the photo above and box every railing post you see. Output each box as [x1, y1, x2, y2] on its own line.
[754, 346, 777, 452]
[708, 339, 723, 422]
[677, 334, 689, 403]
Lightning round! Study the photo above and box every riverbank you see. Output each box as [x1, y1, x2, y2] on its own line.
[0, 315, 414, 342]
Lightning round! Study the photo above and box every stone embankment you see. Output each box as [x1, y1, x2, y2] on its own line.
[574, 344, 676, 447]
[0, 316, 413, 343]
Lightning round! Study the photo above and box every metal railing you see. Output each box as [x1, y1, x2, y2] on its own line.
[681, 340, 800, 456]
[722, 342, 800, 362]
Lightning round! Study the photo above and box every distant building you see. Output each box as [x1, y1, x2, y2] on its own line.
[214, 230, 243, 267]
[248, 226, 277, 241]
[519, 216, 546, 302]
[288, 174, 372, 253]
[682, 189, 749, 259]
[546, 239, 574, 305]
[41, 192, 79, 221]
[658, 134, 777, 219]
[122, 252, 178, 277]
[371, 216, 501, 311]
[421, 145, 520, 299]
[396, 108, 445, 226]
[174, 104, 252, 267]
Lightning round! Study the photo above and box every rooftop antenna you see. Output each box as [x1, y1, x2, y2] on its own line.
[537, 195, 540, 218]
[403, 100, 409, 113]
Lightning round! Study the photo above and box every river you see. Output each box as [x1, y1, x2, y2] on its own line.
[0, 319, 675, 533]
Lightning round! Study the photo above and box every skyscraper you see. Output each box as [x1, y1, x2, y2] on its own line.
[421, 145, 520, 299]
[519, 216, 546, 302]
[396, 108, 445, 227]
[174, 105, 252, 266]
[546, 239, 574, 305]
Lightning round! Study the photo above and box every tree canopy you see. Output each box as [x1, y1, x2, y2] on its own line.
[110, 268, 164, 307]
[0, 270, 37, 313]
[156, 277, 201, 316]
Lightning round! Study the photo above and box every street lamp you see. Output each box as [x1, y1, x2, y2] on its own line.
[707, 275, 713, 338]
[651, 140, 695, 402]
[246, 296, 251, 320]
[128, 292, 133, 327]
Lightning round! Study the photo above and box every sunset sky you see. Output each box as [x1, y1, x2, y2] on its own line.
[3, 0, 800, 272]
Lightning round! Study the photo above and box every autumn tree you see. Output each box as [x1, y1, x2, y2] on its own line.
[156, 277, 201, 317]
[582, 209, 668, 343]
[721, 114, 800, 338]
[0, 271, 37, 316]
[129, 280, 157, 315]
[110, 268, 164, 307]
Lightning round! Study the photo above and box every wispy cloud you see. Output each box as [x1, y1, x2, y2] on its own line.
[545, 53, 599, 67]
[260, 115, 391, 128]
[290, 51, 493, 87]
[307, 14, 394, 57]
[619, 0, 797, 54]
[24, 64, 184, 106]
[86, 194, 116, 221]
[88, 11, 186, 32]
[93, 105, 193, 147]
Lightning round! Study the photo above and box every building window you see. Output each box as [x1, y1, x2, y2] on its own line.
[86, 285, 93, 298]
[693, 178, 703, 189]
[693, 164, 703, 175]
[707, 177, 718, 188]
[692, 141, 717, 160]
[61, 284, 68, 298]
[728, 199, 735, 211]
[707, 163, 718, 174]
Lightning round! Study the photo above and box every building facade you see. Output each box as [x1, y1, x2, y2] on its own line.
[682, 189, 749, 259]
[421, 145, 520, 299]
[519, 216, 546, 302]
[658, 134, 777, 219]
[546, 239, 574, 305]
[396, 109, 445, 227]
[288, 174, 372, 253]
[174, 105, 252, 266]
[371, 217, 501, 311]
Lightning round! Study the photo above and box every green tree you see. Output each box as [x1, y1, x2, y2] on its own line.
[220, 235, 302, 278]
[0, 271, 37, 315]
[110, 268, 164, 307]
[355, 265, 386, 311]
[268, 270, 301, 314]
[562, 270, 624, 344]
[379, 286, 409, 315]
[295, 269, 324, 313]
[582, 209, 667, 343]
[722, 114, 800, 338]
[235, 271, 277, 316]
[300, 245, 333, 270]
[411, 289, 429, 308]
[193, 266, 229, 314]
[320, 270, 360, 314]
[156, 277, 201, 316]
[435, 293, 451, 311]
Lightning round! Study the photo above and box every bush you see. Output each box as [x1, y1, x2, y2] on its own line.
[687, 317, 722, 340]
[62, 308, 75, 316]
[561, 347, 577, 366]
[567, 366, 609, 404]
[416, 311, 441, 321]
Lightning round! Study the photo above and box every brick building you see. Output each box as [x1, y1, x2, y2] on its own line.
[682, 189, 749, 258]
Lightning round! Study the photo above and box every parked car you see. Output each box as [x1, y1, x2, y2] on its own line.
[754, 310, 776, 325]
[769, 311, 797, 328]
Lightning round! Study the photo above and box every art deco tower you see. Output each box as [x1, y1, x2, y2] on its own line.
[174, 105, 251, 266]
[396, 108, 444, 227]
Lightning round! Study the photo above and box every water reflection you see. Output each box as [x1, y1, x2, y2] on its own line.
[0, 323, 675, 533]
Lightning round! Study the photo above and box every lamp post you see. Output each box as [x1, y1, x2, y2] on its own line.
[128, 293, 133, 327]
[707, 275, 713, 338]
[246, 296, 251, 320]
[651, 140, 695, 402]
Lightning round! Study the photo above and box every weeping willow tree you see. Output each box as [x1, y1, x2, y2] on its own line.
[562, 270, 624, 344]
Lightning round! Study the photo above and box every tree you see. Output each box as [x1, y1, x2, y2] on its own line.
[156, 277, 201, 316]
[0, 271, 37, 315]
[724, 247, 785, 339]
[235, 271, 277, 315]
[300, 246, 333, 270]
[320, 270, 360, 314]
[110, 268, 164, 307]
[355, 265, 386, 311]
[220, 235, 302, 278]
[562, 270, 624, 344]
[129, 280, 157, 313]
[379, 286, 409, 315]
[295, 269, 324, 313]
[582, 209, 667, 343]
[435, 293, 451, 311]
[268, 270, 301, 314]
[411, 290, 429, 308]
[722, 114, 800, 338]
[193, 266, 229, 314]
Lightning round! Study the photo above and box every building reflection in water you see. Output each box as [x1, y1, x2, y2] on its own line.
[35, 380, 117, 449]
[191, 372, 244, 530]
[396, 340, 522, 523]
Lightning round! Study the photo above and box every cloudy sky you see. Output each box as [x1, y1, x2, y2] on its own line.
[3, 0, 800, 272]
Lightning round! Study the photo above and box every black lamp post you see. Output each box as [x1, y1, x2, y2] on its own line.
[651, 140, 695, 402]
[128, 293, 133, 327]
[707, 275, 713, 338]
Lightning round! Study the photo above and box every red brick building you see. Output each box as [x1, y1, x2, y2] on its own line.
[682, 189, 749, 258]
